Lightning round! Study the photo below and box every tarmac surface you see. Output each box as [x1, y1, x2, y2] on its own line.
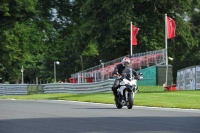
[0, 99, 200, 133]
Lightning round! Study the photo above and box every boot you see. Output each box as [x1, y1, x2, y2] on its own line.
[113, 91, 118, 102]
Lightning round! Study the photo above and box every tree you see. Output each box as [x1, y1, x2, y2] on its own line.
[1, 0, 199, 83]
[0, 0, 42, 83]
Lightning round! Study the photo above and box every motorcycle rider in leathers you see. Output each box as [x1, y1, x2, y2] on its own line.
[111, 57, 138, 102]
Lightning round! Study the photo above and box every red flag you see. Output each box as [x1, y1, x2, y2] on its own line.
[131, 25, 139, 45]
[167, 16, 176, 39]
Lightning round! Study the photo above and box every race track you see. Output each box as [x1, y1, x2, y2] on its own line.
[0, 100, 200, 133]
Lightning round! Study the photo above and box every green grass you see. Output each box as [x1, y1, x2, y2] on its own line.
[135, 90, 200, 109]
[138, 86, 165, 91]
[0, 90, 200, 109]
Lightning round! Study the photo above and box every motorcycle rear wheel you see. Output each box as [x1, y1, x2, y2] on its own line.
[127, 93, 133, 109]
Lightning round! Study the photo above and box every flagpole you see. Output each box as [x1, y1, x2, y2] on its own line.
[165, 14, 168, 86]
[130, 22, 133, 56]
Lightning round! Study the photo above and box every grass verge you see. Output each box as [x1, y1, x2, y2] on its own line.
[0, 90, 200, 109]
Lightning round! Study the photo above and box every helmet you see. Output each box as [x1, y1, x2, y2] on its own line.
[121, 57, 130, 67]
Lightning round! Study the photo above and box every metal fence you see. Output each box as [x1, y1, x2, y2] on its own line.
[0, 79, 114, 95]
[43, 79, 113, 94]
[71, 49, 166, 83]
[0, 78, 164, 96]
[0, 84, 27, 95]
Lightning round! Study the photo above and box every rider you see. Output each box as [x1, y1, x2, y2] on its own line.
[111, 57, 138, 101]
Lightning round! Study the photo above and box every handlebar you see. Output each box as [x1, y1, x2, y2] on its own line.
[134, 75, 143, 80]
[113, 73, 143, 80]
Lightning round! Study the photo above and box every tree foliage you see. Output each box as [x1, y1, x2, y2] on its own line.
[0, 0, 199, 83]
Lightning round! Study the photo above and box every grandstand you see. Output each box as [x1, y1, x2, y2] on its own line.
[70, 49, 167, 84]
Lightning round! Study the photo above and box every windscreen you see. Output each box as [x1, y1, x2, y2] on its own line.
[122, 67, 133, 81]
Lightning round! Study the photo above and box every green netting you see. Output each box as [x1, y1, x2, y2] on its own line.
[136, 66, 156, 86]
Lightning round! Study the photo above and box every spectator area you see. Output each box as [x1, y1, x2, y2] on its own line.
[71, 49, 166, 83]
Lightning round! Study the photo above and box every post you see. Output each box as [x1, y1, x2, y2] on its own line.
[165, 14, 168, 86]
[102, 63, 104, 81]
[80, 55, 84, 71]
[100, 60, 104, 81]
[130, 22, 133, 56]
[54, 62, 56, 83]
[94, 72, 96, 82]
[36, 77, 38, 84]
[21, 65, 24, 84]
[54, 61, 60, 83]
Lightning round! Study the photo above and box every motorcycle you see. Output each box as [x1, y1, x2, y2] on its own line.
[115, 67, 143, 109]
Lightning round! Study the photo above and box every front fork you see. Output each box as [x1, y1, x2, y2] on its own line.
[125, 90, 135, 102]
[125, 90, 128, 102]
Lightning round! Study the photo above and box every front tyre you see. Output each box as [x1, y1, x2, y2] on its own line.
[127, 93, 133, 109]
[115, 98, 123, 109]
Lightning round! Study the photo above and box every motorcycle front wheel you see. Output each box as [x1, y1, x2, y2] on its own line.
[127, 93, 133, 109]
[115, 98, 123, 109]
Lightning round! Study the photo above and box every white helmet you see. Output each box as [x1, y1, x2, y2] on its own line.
[121, 57, 130, 67]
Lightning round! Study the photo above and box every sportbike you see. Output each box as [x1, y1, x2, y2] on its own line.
[115, 67, 143, 109]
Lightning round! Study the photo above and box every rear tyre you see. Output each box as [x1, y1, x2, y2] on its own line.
[127, 93, 133, 109]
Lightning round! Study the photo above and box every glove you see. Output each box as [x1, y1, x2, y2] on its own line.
[113, 74, 119, 76]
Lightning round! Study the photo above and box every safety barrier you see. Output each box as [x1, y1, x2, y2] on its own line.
[0, 79, 114, 95]
[0, 84, 28, 95]
[43, 79, 113, 94]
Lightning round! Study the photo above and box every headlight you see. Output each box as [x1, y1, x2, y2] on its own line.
[124, 80, 130, 85]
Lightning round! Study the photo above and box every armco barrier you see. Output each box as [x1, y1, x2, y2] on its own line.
[0, 79, 114, 95]
[0, 87, 5, 95]
[43, 79, 114, 94]
[0, 84, 28, 95]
